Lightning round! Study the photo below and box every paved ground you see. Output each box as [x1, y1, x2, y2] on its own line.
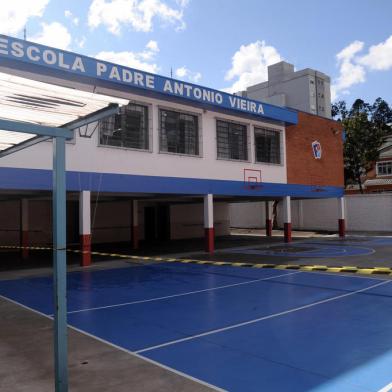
[0, 291, 214, 392]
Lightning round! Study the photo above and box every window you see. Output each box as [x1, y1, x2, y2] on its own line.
[216, 120, 248, 160]
[159, 109, 199, 155]
[254, 127, 281, 164]
[377, 161, 392, 176]
[99, 103, 149, 150]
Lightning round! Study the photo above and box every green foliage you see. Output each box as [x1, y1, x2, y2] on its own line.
[332, 98, 392, 193]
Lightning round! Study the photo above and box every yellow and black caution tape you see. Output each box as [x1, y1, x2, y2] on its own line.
[1, 245, 392, 276]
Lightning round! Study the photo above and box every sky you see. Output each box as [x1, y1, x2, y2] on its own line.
[1, 0, 392, 107]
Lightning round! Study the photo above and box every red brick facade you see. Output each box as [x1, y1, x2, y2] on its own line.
[286, 111, 344, 187]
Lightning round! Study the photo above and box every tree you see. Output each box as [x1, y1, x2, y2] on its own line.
[332, 98, 392, 193]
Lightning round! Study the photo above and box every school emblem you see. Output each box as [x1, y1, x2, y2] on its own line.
[312, 141, 322, 159]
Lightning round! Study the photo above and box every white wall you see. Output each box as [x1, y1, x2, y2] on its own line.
[345, 194, 392, 231]
[171, 203, 229, 239]
[0, 89, 287, 185]
[230, 194, 392, 232]
[230, 202, 266, 228]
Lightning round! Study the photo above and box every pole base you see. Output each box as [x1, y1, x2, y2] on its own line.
[266, 219, 272, 237]
[205, 227, 215, 253]
[80, 234, 92, 266]
[284, 223, 292, 243]
[338, 219, 346, 238]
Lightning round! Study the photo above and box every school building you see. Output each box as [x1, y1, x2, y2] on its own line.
[0, 34, 344, 266]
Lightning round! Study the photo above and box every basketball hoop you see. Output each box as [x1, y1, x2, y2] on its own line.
[243, 168, 262, 190]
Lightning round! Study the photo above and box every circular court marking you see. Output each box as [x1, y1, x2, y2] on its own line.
[229, 242, 375, 258]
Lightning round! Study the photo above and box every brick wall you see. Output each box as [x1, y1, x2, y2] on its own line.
[286, 111, 344, 187]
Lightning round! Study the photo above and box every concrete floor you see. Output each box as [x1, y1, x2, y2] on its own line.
[0, 296, 214, 392]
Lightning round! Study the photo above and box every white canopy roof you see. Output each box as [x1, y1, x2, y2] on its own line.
[0, 72, 128, 152]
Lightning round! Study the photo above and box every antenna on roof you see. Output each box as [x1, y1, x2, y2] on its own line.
[23, 26, 27, 41]
[170, 67, 173, 79]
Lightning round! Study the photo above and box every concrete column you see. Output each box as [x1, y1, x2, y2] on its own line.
[20, 199, 29, 259]
[204, 194, 214, 253]
[283, 196, 292, 243]
[79, 191, 91, 266]
[265, 201, 273, 237]
[338, 197, 346, 238]
[132, 200, 139, 250]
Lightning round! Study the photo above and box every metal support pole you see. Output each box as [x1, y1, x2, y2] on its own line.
[338, 196, 346, 238]
[79, 190, 92, 266]
[53, 136, 68, 392]
[283, 196, 292, 243]
[265, 201, 273, 237]
[204, 194, 214, 253]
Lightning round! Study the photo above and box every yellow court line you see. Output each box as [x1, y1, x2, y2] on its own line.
[1, 245, 392, 276]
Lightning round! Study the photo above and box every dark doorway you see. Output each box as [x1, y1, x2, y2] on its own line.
[157, 204, 170, 241]
[144, 205, 171, 242]
[144, 206, 157, 241]
[67, 201, 79, 245]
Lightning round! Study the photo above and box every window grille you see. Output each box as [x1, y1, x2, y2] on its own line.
[254, 127, 281, 164]
[159, 109, 199, 155]
[216, 120, 248, 160]
[99, 103, 149, 150]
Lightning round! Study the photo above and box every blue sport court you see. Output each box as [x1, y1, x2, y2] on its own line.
[1, 262, 392, 392]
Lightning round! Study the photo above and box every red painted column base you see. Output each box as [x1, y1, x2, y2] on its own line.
[338, 219, 346, 238]
[266, 219, 272, 237]
[80, 234, 92, 267]
[21, 231, 29, 259]
[284, 223, 292, 243]
[205, 227, 215, 253]
[132, 226, 139, 250]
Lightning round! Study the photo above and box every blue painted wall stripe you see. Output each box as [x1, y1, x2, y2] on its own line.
[0, 167, 343, 198]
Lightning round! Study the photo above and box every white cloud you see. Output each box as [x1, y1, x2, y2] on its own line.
[64, 10, 79, 26]
[223, 40, 282, 93]
[332, 41, 366, 101]
[88, 0, 187, 35]
[30, 22, 72, 50]
[95, 41, 160, 73]
[75, 36, 87, 49]
[175, 66, 202, 83]
[336, 40, 364, 62]
[146, 40, 159, 52]
[359, 35, 392, 71]
[332, 35, 392, 101]
[0, 0, 49, 35]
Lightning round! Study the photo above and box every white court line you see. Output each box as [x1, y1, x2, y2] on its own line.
[378, 382, 392, 392]
[0, 294, 226, 392]
[66, 271, 302, 315]
[136, 279, 391, 354]
[307, 269, 388, 281]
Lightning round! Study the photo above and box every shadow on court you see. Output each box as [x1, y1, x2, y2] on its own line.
[188, 235, 392, 269]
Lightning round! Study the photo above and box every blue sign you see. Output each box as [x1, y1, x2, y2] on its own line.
[0, 34, 297, 124]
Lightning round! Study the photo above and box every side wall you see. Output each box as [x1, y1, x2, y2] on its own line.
[286, 111, 344, 187]
[229, 195, 392, 232]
